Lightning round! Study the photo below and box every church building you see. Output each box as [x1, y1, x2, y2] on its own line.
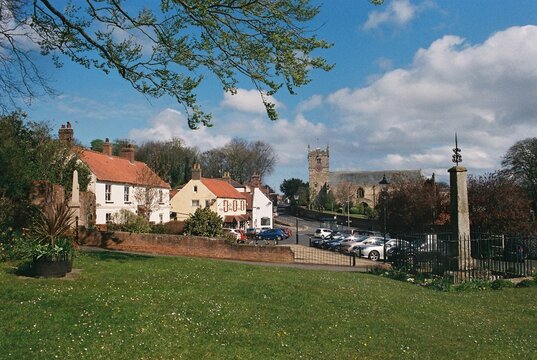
[308, 145, 423, 208]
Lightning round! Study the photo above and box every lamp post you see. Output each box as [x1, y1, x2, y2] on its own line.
[379, 174, 390, 263]
[294, 194, 299, 245]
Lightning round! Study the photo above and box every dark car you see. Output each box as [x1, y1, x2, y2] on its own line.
[276, 228, 292, 239]
[256, 228, 287, 241]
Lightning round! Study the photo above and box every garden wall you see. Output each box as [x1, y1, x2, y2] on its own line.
[79, 230, 295, 264]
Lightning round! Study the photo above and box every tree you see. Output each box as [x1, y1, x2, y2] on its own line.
[378, 176, 448, 234]
[501, 138, 537, 211]
[133, 166, 165, 221]
[200, 138, 276, 183]
[0, 112, 90, 228]
[1, 0, 333, 127]
[314, 183, 336, 211]
[183, 207, 223, 237]
[136, 138, 198, 188]
[468, 172, 534, 234]
[280, 178, 307, 202]
[90, 139, 104, 152]
[333, 181, 356, 210]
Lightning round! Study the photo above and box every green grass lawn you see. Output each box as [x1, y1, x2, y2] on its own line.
[1, 251, 536, 359]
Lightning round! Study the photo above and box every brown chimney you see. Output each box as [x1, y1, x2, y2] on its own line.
[102, 138, 112, 156]
[222, 171, 231, 183]
[192, 163, 202, 180]
[58, 122, 74, 145]
[120, 144, 135, 163]
[251, 173, 261, 188]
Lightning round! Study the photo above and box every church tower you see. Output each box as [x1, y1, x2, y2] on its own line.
[308, 145, 329, 199]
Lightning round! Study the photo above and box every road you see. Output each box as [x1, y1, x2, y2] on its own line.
[274, 205, 337, 246]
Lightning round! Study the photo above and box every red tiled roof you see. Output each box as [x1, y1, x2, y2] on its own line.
[201, 178, 246, 199]
[80, 149, 170, 189]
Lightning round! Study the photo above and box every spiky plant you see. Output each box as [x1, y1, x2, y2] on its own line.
[30, 201, 74, 246]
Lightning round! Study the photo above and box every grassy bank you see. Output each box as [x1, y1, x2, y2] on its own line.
[1, 251, 536, 359]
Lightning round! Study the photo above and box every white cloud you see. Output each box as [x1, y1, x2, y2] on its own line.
[364, 0, 428, 30]
[220, 88, 283, 114]
[296, 95, 324, 113]
[128, 108, 230, 151]
[326, 25, 537, 180]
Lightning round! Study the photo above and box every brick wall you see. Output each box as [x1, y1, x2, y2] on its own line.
[79, 230, 295, 263]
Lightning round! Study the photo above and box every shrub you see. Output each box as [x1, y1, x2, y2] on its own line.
[515, 279, 537, 288]
[183, 208, 223, 237]
[110, 209, 152, 233]
[456, 279, 491, 291]
[490, 279, 515, 290]
[427, 277, 453, 292]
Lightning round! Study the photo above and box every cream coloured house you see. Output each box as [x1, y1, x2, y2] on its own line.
[170, 164, 249, 228]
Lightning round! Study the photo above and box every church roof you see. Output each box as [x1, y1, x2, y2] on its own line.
[329, 170, 422, 187]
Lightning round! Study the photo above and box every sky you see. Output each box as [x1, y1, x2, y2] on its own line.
[19, 0, 537, 190]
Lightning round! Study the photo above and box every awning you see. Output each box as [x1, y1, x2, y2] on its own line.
[223, 214, 250, 223]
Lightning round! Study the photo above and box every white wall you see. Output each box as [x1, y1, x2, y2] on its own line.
[94, 182, 170, 224]
[251, 188, 273, 229]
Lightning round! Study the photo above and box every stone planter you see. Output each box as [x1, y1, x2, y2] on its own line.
[33, 257, 73, 278]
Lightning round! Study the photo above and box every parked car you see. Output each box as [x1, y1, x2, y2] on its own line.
[256, 228, 287, 241]
[245, 228, 257, 240]
[353, 239, 388, 261]
[340, 236, 382, 254]
[324, 237, 347, 251]
[314, 228, 333, 239]
[338, 235, 369, 251]
[223, 228, 246, 243]
[277, 227, 292, 239]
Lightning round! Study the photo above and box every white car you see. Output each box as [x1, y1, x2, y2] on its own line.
[314, 228, 333, 239]
[354, 239, 388, 261]
[340, 236, 383, 254]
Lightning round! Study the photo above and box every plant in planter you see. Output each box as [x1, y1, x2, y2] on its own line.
[28, 201, 78, 277]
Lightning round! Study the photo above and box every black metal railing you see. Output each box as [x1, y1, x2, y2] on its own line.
[388, 233, 536, 282]
[291, 245, 356, 267]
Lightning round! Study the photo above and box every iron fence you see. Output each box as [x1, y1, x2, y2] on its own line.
[291, 245, 356, 267]
[388, 233, 536, 283]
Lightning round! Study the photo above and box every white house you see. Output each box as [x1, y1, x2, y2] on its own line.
[59, 123, 171, 225]
[243, 174, 273, 229]
[80, 143, 171, 224]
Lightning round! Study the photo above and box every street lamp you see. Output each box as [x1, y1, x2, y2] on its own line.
[379, 174, 390, 263]
[294, 194, 299, 244]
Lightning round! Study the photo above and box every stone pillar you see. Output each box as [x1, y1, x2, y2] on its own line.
[448, 166, 473, 270]
[69, 170, 81, 226]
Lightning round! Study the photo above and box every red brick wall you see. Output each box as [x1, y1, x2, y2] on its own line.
[79, 230, 294, 263]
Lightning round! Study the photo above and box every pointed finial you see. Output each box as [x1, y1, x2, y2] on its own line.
[452, 133, 462, 165]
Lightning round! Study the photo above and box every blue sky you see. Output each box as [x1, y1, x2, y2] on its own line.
[21, 0, 537, 190]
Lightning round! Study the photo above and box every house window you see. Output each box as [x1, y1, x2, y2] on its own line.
[105, 213, 112, 223]
[105, 184, 112, 202]
[192, 200, 200, 207]
[159, 213, 163, 224]
[205, 200, 211, 208]
[261, 217, 270, 226]
[124, 186, 130, 202]
[159, 190, 163, 203]
[223, 200, 228, 212]
[193, 185, 198, 193]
